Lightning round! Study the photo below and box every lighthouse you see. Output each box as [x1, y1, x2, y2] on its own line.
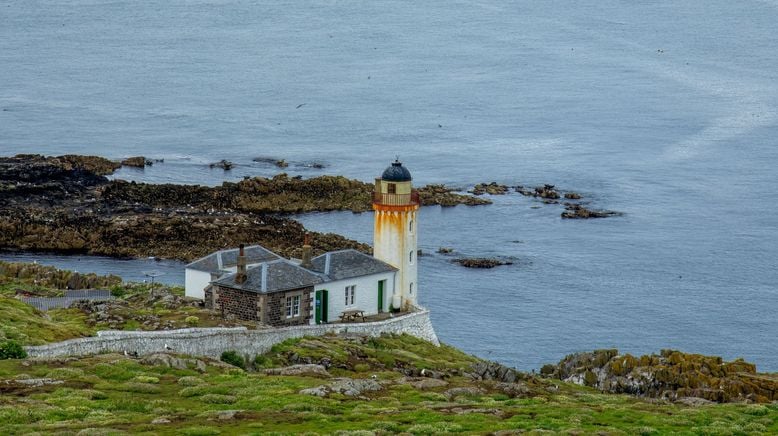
[373, 160, 419, 310]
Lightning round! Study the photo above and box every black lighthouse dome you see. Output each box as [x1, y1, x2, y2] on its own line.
[381, 160, 412, 182]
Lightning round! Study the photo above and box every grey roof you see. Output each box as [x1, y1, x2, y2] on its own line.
[213, 259, 323, 293]
[186, 245, 280, 274]
[309, 249, 397, 281]
[381, 160, 412, 182]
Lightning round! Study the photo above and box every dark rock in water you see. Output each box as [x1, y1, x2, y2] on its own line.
[121, 156, 151, 168]
[542, 349, 778, 404]
[564, 192, 582, 200]
[253, 157, 288, 168]
[561, 204, 620, 219]
[454, 258, 513, 268]
[515, 184, 560, 199]
[437, 247, 454, 254]
[469, 182, 509, 196]
[209, 159, 233, 170]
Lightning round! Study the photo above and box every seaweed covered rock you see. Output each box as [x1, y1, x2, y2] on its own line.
[454, 258, 513, 268]
[469, 182, 509, 196]
[417, 184, 491, 206]
[121, 156, 151, 168]
[561, 204, 621, 219]
[544, 349, 778, 403]
[516, 184, 560, 199]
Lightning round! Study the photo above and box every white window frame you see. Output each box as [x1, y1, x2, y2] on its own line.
[345, 285, 356, 307]
[286, 295, 301, 318]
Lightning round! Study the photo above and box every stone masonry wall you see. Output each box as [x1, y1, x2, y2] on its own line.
[265, 287, 313, 327]
[25, 309, 439, 361]
[211, 285, 260, 321]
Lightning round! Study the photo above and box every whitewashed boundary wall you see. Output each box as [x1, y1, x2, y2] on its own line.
[25, 309, 438, 360]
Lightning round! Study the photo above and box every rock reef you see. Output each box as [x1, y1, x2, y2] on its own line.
[542, 349, 778, 404]
[0, 154, 486, 261]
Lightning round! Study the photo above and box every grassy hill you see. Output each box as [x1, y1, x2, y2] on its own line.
[1, 334, 776, 435]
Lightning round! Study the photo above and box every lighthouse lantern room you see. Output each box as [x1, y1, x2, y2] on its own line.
[372, 160, 419, 311]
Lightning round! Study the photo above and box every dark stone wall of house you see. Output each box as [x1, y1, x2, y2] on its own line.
[210, 285, 260, 321]
[266, 287, 313, 327]
[206, 285, 312, 327]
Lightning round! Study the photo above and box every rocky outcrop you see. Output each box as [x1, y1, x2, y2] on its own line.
[300, 377, 383, 397]
[543, 349, 778, 404]
[516, 184, 560, 199]
[0, 261, 121, 291]
[469, 182, 509, 196]
[121, 156, 151, 168]
[454, 258, 513, 268]
[209, 160, 233, 170]
[0, 154, 487, 261]
[263, 364, 330, 378]
[417, 184, 491, 206]
[467, 361, 524, 383]
[561, 204, 621, 219]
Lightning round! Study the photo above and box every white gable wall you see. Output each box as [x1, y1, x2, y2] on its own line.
[185, 269, 212, 299]
[312, 271, 395, 324]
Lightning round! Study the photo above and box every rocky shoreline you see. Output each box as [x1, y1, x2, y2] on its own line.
[0, 154, 487, 261]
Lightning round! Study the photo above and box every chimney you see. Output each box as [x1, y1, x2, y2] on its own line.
[301, 233, 313, 269]
[260, 263, 268, 292]
[324, 252, 332, 276]
[235, 244, 247, 284]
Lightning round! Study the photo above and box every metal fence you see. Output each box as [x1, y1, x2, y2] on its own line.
[21, 291, 114, 311]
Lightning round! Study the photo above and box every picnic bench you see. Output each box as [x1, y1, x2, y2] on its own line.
[339, 309, 366, 323]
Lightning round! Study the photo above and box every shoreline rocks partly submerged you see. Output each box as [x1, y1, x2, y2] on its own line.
[0, 154, 488, 261]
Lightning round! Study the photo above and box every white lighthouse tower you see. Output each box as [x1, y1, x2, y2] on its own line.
[373, 160, 419, 310]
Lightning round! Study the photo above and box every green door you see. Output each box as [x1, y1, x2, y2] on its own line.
[315, 290, 329, 324]
[377, 280, 384, 312]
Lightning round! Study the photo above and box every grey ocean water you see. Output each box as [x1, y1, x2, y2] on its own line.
[1, 1, 777, 370]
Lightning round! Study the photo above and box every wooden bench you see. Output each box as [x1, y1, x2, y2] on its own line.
[339, 309, 366, 323]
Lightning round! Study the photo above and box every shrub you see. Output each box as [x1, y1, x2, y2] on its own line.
[133, 375, 160, 384]
[177, 376, 205, 387]
[253, 354, 271, 369]
[220, 351, 245, 369]
[0, 340, 27, 359]
[184, 316, 200, 327]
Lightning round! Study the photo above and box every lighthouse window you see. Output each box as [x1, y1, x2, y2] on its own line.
[387, 183, 396, 194]
[409, 219, 413, 233]
[409, 250, 414, 264]
[410, 282, 414, 294]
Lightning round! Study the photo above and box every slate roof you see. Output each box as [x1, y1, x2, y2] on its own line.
[186, 245, 280, 274]
[213, 259, 323, 294]
[309, 249, 397, 281]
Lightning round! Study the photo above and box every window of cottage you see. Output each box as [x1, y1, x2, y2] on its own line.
[345, 285, 356, 306]
[286, 295, 301, 318]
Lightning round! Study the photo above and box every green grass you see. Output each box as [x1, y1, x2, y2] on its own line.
[0, 334, 775, 435]
[0, 296, 95, 345]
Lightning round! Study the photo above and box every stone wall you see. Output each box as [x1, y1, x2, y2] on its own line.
[210, 285, 260, 321]
[265, 287, 314, 326]
[25, 309, 439, 360]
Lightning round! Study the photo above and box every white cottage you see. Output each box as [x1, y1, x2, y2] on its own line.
[306, 250, 397, 324]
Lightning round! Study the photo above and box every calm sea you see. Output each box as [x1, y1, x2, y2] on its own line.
[1, 0, 777, 370]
